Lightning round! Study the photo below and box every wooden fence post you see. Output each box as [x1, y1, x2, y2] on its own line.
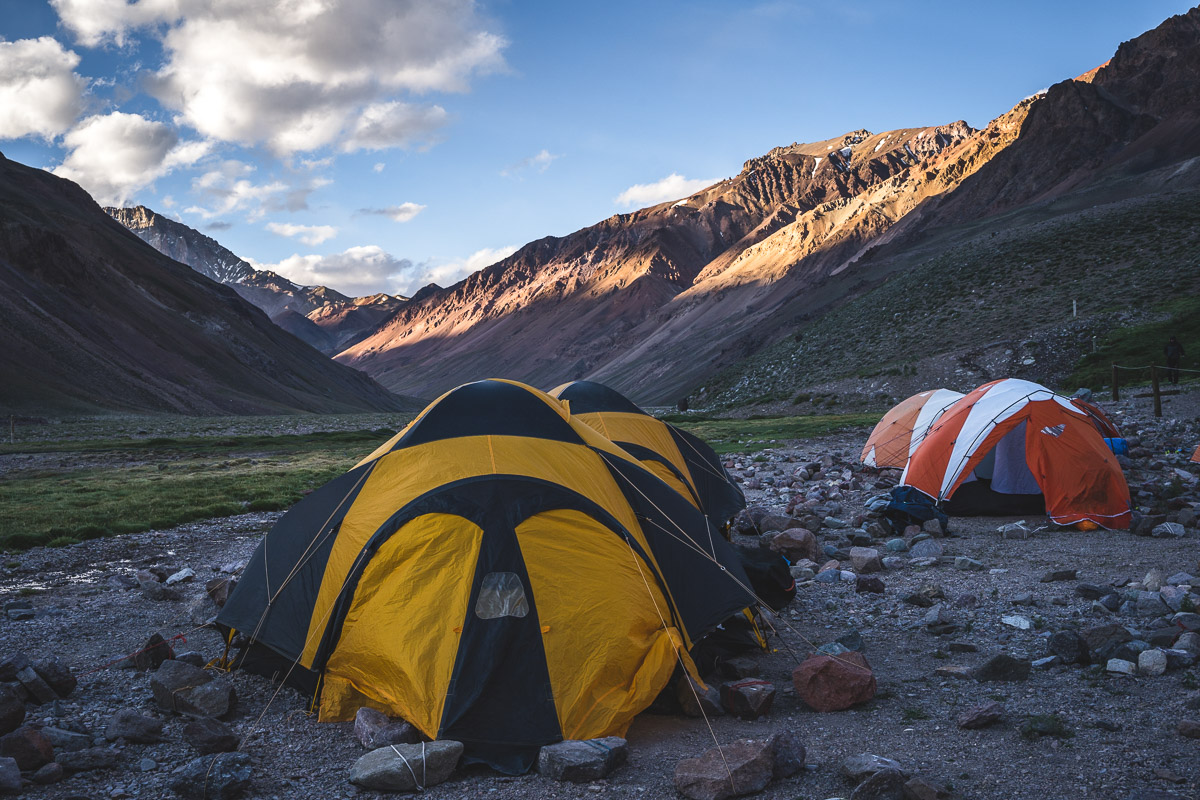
[1151, 365, 1162, 417]
[1112, 365, 1119, 401]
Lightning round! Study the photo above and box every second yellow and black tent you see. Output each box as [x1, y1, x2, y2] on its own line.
[217, 379, 753, 774]
[549, 380, 745, 528]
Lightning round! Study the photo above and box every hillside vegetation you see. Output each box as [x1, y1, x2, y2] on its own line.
[702, 189, 1200, 407]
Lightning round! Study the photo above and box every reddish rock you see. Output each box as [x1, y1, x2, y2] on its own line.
[956, 701, 1005, 729]
[0, 726, 54, 771]
[769, 529, 819, 562]
[674, 737, 776, 800]
[793, 652, 876, 712]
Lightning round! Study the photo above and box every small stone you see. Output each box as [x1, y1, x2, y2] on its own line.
[720, 679, 776, 720]
[850, 547, 882, 574]
[1082, 623, 1133, 662]
[31, 760, 65, 784]
[998, 521, 1030, 539]
[716, 656, 761, 680]
[1001, 615, 1032, 630]
[0, 757, 19, 794]
[205, 577, 237, 608]
[538, 737, 627, 782]
[841, 753, 903, 784]
[903, 776, 952, 800]
[922, 518, 946, 535]
[170, 752, 253, 799]
[15, 666, 57, 704]
[55, 746, 119, 773]
[1138, 649, 1168, 676]
[769, 731, 805, 779]
[1177, 720, 1200, 738]
[954, 557, 984, 571]
[151, 660, 235, 718]
[31, 658, 76, 698]
[353, 707, 421, 750]
[183, 719, 239, 754]
[1152, 522, 1186, 537]
[1163, 648, 1196, 670]
[933, 665, 973, 680]
[957, 701, 1004, 729]
[1009, 592, 1035, 606]
[1040, 569, 1077, 582]
[908, 540, 943, 559]
[1106, 658, 1137, 676]
[948, 642, 977, 653]
[1048, 631, 1085, 664]
[674, 737, 776, 800]
[105, 708, 164, 743]
[972, 654, 1031, 682]
[0, 686, 23, 736]
[0, 726, 53, 770]
[132, 633, 176, 671]
[885, 538, 908, 553]
[350, 741, 463, 792]
[166, 567, 196, 585]
[1032, 655, 1059, 669]
[769, 529, 819, 562]
[139, 757, 157, 772]
[40, 726, 92, 752]
[1075, 583, 1109, 600]
[1178, 632, 1200, 656]
[794, 652, 876, 712]
[851, 767, 906, 800]
[856, 575, 885, 594]
[677, 674, 724, 719]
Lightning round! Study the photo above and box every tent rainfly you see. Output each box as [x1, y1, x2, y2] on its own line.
[217, 379, 754, 774]
[861, 389, 965, 469]
[900, 378, 1131, 529]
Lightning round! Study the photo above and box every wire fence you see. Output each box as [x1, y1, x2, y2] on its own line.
[1110, 363, 1200, 416]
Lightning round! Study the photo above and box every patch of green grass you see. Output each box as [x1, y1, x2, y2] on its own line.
[1065, 294, 1200, 388]
[0, 429, 399, 552]
[17, 587, 42, 596]
[660, 412, 879, 454]
[902, 707, 930, 721]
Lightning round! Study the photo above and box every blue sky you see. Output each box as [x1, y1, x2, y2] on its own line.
[0, 0, 1193, 296]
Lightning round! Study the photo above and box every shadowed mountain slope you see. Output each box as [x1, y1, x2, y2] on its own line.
[0, 156, 414, 416]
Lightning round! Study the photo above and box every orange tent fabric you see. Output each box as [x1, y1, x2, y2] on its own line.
[1071, 399, 1121, 438]
[902, 379, 1131, 529]
[861, 389, 963, 469]
[1191, 445, 1199, 464]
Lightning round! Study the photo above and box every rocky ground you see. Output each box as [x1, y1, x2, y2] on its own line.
[0, 391, 1197, 799]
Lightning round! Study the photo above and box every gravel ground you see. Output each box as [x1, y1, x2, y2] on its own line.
[1, 392, 1198, 800]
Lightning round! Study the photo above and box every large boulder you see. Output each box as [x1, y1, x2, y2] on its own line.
[183, 719, 240, 755]
[676, 674, 723, 718]
[56, 747, 119, 773]
[170, 752, 252, 800]
[674, 737, 777, 800]
[0, 757, 18, 794]
[31, 658, 76, 697]
[350, 741, 463, 792]
[537, 737, 627, 782]
[793, 652, 876, 712]
[841, 753, 904, 784]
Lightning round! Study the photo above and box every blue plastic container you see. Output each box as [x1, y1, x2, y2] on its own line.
[1103, 437, 1128, 456]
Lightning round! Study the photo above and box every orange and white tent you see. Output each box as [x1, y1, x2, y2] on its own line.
[1071, 398, 1121, 438]
[901, 379, 1131, 529]
[861, 389, 964, 469]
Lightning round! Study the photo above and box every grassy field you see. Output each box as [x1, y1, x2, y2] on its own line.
[0, 429, 397, 551]
[0, 411, 878, 551]
[1065, 294, 1200, 389]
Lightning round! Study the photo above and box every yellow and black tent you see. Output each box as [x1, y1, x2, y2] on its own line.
[217, 379, 753, 773]
[549, 380, 745, 528]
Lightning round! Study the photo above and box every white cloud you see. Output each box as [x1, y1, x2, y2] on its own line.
[51, 111, 210, 206]
[373, 162, 385, 173]
[0, 37, 87, 140]
[359, 202, 426, 223]
[412, 245, 516, 292]
[501, 148, 559, 177]
[267, 221, 338, 246]
[187, 159, 327, 220]
[258, 245, 414, 296]
[614, 173, 715, 209]
[53, 0, 507, 155]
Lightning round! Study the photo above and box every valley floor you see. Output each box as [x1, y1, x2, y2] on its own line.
[0, 390, 1197, 800]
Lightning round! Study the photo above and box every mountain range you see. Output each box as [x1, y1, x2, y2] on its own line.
[29, 6, 1200, 414]
[0, 156, 412, 416]
[105, 206, 409, 355]
[327, 6, 1198, 405]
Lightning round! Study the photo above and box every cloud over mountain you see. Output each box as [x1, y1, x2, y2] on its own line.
[615, 173, 715, 208]
[0, 37, 86, 140]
